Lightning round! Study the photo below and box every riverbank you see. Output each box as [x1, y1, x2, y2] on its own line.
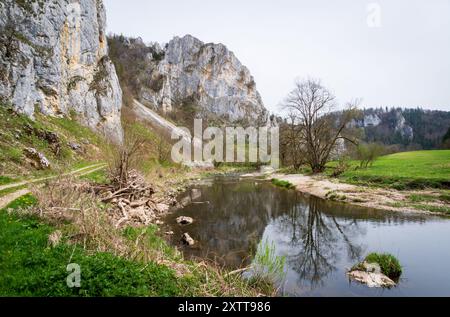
[272, 173, 450, 215]
[0, 165, 275, 297]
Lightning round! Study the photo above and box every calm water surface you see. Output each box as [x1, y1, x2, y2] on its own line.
[165, 175, 450, 296]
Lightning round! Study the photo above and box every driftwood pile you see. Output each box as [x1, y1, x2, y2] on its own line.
[93, 170, 171, 228]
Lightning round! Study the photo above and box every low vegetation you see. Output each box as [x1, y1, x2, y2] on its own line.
[0, 176, 274, 297]
[0, 195, 188, 296]
[252, 239, 286, 287]
[271, 178, 295, 189]
[363, 253, 402, 280]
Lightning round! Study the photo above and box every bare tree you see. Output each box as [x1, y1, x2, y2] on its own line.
[109, 125, 146, 188]
[280, 112, 305, 170]
[282, 79, 360, 173]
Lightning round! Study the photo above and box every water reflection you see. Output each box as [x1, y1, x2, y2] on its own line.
[274, 197, 362, 289]
[165, 176, 448, 296]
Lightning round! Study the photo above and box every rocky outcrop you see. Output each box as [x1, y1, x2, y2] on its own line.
[0, 0, 123, 143]
[393, 110, 414, 141]
[363, 113, 382, 127]
[109, 35, 267, 124]
[349, 108, 415, 145]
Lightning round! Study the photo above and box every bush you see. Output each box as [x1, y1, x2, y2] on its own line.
[356, 142, 385, 168]
[331, 156, 350, 177]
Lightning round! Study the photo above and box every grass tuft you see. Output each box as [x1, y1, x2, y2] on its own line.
[364, 253, 402, 280]
[271, 178, 295, 189]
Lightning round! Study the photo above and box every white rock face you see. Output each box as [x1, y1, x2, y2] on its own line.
[363, 114, 381, 127]
[0, 0, 123, 143]
[394, 111, 414, 141]
[141, 35, 267, 123]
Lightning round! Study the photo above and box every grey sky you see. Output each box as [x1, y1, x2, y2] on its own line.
[104, 0, 450, 112]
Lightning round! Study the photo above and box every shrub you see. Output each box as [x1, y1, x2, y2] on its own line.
[331, 156, 350, 177]
[356, 142, 385, 168]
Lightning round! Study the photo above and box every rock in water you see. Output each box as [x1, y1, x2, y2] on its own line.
[348, 270, 396, 288]
[0, 0, 123, 143]
[348, 261, 397, 288]
[177, 216, 194, 225]
[181, 233, 195, 246]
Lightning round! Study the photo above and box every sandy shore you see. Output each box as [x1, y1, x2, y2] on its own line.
[271, 173, 449, 215]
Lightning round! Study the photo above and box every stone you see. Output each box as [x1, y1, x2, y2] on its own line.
[68, 142, 82, 151]
[347, 270, 396, 288]
[181, 233, 195, 246]
[156, 203, 170, 213]
[0, 0, 123, 143]
[23, 147, 50, 169]
[176, 216, 194, 225]
[347, 261, 397, 288]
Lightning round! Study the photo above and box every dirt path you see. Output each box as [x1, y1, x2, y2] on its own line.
[0, 163, 105, 192]
[272, 173, 448, 215]
[0, 163, 106, 210]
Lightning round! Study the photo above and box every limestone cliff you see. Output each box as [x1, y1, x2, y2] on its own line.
[109, 34, 267, 124]
[0, 0, 123, 142]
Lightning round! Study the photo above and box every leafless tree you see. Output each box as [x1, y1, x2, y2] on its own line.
[109, 126, 146, 188]
[282, 78, 360, 173]
[280, 113, 305, 170]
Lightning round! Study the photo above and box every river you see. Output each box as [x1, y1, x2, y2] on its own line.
[164, 175, 450, 296]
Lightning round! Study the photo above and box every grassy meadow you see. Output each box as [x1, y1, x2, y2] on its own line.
[338, 150, 450, 190]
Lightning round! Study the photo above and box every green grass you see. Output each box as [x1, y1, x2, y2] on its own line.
[0, 185, 27, 198]
[0, 176, 16, 186]
[408, 194, 436, 203]
[439, 193, 450, 203]
[271, 178, 295, 189]
[0, 194, 270, 297]
[253, 239, 286, 283]
[122, 226, 181, 261]
[340, 150, 450, 189]
[80, 169, 109, 185]
[413, 204, 450, 214]
[353, 253, 402, 280]
[0, 195, 188, 297]
[0, 104, 108, 177]
[364, 253, 402, 280]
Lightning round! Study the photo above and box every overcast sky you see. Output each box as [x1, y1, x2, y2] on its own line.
[104, 0, 450, 113]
